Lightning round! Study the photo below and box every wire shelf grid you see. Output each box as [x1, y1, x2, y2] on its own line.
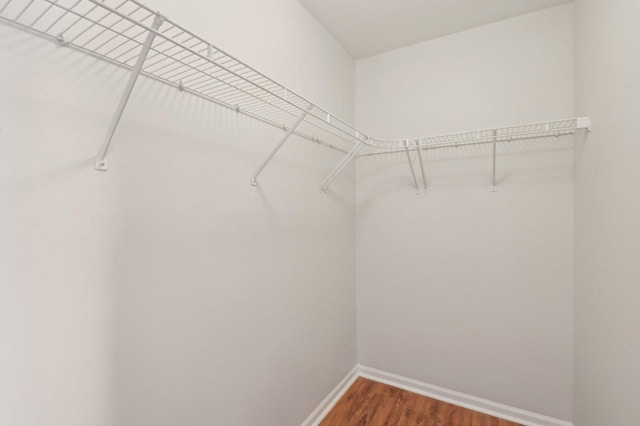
[0, 0, 364, 153]
[0, 0, 590, 163]
[357, 118, 587, 157]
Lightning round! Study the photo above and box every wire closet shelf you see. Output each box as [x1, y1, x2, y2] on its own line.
[0, 0, 591, 190]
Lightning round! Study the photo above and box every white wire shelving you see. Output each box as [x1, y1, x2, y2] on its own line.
[0, 0, 591, 192]
[364, 117, 591, 193]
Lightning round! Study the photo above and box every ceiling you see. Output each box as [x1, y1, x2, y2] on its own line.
[299, 0, 572, 59]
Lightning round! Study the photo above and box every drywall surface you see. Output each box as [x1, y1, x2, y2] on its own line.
[355, 5, 574, 421]
[0, 0, 356, 425]
[573, 1, 640, 425]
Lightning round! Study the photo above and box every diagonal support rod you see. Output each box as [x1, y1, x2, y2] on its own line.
[95, 13, 164, 171]
[404, 139, 419, 193]
[320, 139, 365, 193]
[414, 140, 427, 193]
[251, 104, 313, 186]
[491, 129, 497, 192]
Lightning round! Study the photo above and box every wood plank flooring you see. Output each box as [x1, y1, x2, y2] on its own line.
[319, 377, 522, 426]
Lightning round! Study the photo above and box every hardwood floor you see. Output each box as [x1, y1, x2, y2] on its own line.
[319, 377, 522, 426]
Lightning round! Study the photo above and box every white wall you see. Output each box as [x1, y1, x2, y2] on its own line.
[0, 0, 356, 425]
[573, 1, 640, 425]
[355, 5, 575, 421]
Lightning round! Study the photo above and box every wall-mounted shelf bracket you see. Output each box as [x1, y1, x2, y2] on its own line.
[404, 139, 420, 194]
[251, 104, 313, 186]
[415, 140, 427, 193]
[491, 130, 497, 192]
[319, 138, 365, 193]
[402, 139, 427, 194]
[56, 33, 68, 46]
[94, 12, 164, 171]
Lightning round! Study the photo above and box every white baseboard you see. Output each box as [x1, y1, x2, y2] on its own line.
[300, 365, 359, 426]
[302, 364, 573, 426]
[357, 365, 572, 426]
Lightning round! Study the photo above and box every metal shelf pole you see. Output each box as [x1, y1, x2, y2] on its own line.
[415, 140, 427, 193]
[404, 140, 419, 193]
[251, 104, 312, 186]
[491, 129, 497, 192]
[320, 139, 364, 193]
[94, 12, 164, 171]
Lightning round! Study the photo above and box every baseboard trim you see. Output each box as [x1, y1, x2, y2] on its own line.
[300, 365, 359, 426]
[357, 365, 572, 426]
[302, 364, 573, 426]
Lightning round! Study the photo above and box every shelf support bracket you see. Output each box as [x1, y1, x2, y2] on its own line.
[94, 13, 164, 171]
[404, 139, 420, 194]
[491, 129, 497, 192]
[319, 139, 365, 193]
[415, 140, 427, 193]
[251, 104, 313, 186]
